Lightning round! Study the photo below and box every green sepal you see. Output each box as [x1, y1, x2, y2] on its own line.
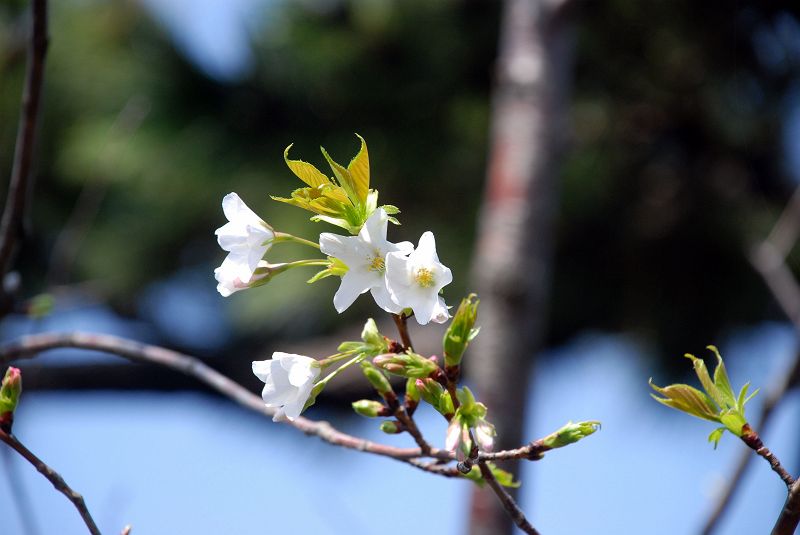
[719, 410, 747, 437]
[708, 427, 726, 449]
[303, 381, 327, 412]
[307, 257, 349, 284]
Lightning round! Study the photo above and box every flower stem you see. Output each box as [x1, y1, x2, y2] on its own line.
[273, 232, 321, 250]
[284, 259, 329, 269]
[317, 354, 367, 384]
[392, 313, 413, 351]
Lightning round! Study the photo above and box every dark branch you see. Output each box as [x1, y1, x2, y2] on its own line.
[478, 461, 540, 535]
[0, 0, 49, 279]
[0, 429, 100, 535]
[773, 479, 800, 535]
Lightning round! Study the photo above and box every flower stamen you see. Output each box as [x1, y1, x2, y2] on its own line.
[414, 267, 435, 288]
[368, 255, 385, 273]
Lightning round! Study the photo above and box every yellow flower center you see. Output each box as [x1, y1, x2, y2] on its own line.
[368, 255, 385, 273]
[414, 267, 435, 288]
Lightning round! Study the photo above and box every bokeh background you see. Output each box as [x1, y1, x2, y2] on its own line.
[1, 0, 800, 533]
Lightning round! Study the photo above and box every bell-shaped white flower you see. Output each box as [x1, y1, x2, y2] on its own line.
[252, 353, 321, 422]
[474, 418, 497, 452]
[215, 259, 276, 297]
[445, 418, 471, 462]
[385, 231, 452, 325]
[319, 208, 412, 313]
[214, 192, 275, 295]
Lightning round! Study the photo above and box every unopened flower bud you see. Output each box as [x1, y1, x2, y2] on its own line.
[352, 400, 387, 418]
[415, 378, 444, 406]
[373, 352, 439, 379]
[541, 421, 601, 450]
[443, 294, 479, 367]
[380, 420, 402, 434]
[405, 378, 420, 403]
[361, 362, 392, 395]
[0, 367, 22, 432]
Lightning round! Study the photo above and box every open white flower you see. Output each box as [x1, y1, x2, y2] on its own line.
[385, 231, 452, 325]
[252, 353, 321, 422]
[214, 192, 274, 295]
[319, 208, 412, 313]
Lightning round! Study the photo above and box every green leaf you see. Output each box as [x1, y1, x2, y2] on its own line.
[284, 144, 330, 188]
[708, 427, 726, 449]
[321, 147, 361, 209]
[708, 346, 736, 408]
[685, 353, 724, 409]
[346, 134, 370, 204]
[649, 379, 720, 422]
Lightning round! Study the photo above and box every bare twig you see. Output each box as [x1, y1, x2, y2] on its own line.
[740, 425, 795, 487]
[478, 461, 540, 535]
[0, 429, 100, 535]
[773, 479, 800, 535]
[0, 0, 49, 278]
[0, 332, 551, 468]
[0, 331, 559, 533]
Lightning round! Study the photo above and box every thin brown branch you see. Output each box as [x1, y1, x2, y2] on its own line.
[0, 429, 100, 535]
[394, 407, 432, 455]
[773, 479, 800, 535]
[0, 0, 49, 277]
[478, 461, 540, 535]
[403, 458, 463, 478]
[740, 425, 795, 487]
[0, 332, 562, 469]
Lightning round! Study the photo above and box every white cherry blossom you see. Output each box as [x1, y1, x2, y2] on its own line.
[319, 208, 412, 313]
[385, 231, 452, 325]
[252, 353, 321, 422]
[214, 192, 274, 295]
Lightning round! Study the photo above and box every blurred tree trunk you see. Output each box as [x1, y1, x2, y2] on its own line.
[467, 0, 576, 533]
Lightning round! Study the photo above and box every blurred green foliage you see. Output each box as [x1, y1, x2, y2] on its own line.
[1, 0, 799, 357]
